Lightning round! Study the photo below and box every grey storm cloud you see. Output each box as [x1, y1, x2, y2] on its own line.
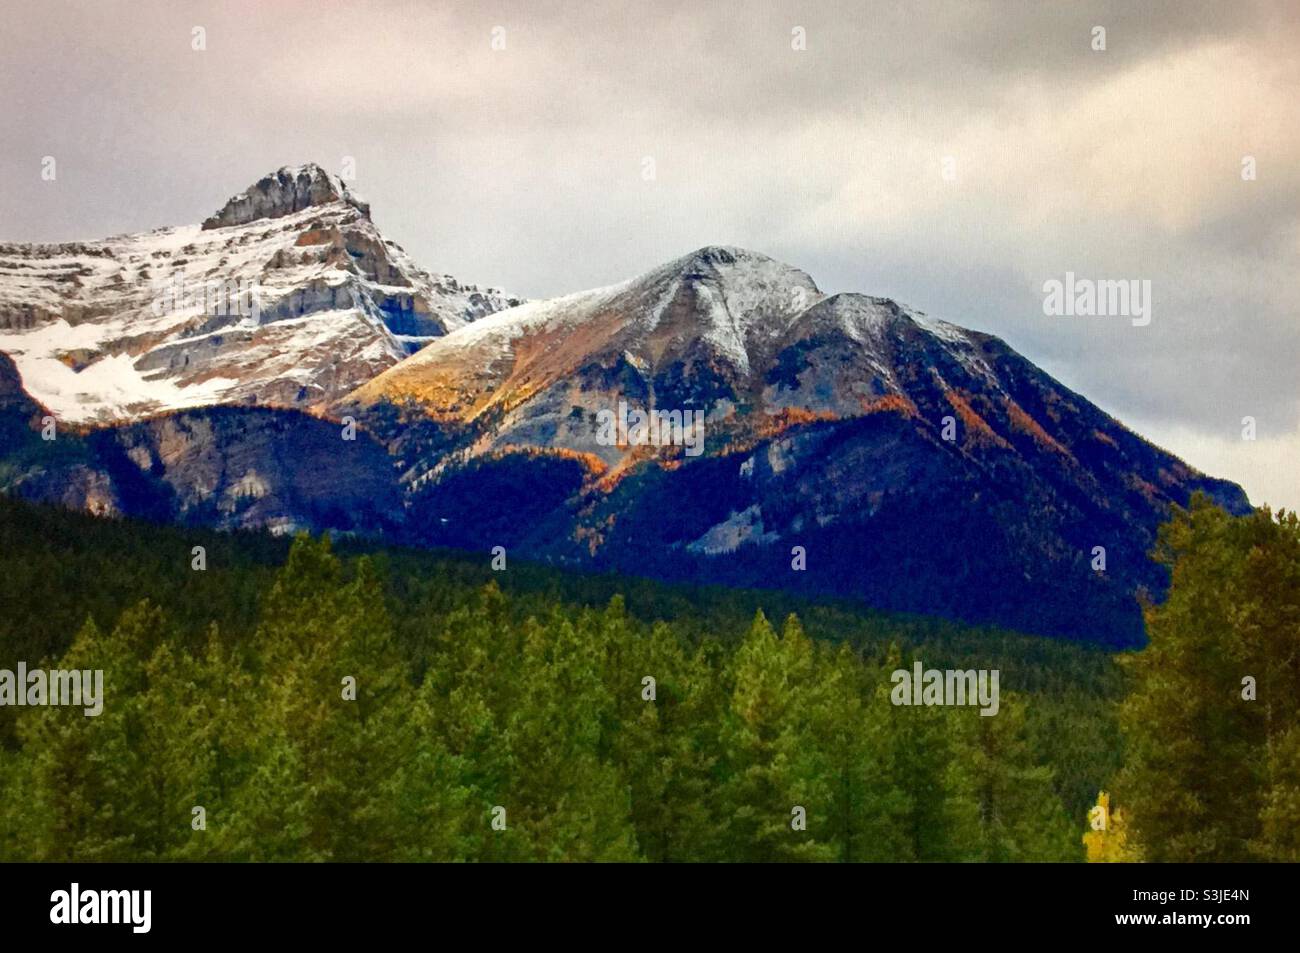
[0, 0, 1296, 508]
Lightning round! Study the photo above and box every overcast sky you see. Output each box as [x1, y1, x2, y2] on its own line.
[2, 0, 1296, 509]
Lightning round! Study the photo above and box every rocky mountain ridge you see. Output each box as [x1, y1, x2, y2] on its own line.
[0, 188, 1252, 645]
[0, 163, 521, 423]
[342, 245, 1250, 644]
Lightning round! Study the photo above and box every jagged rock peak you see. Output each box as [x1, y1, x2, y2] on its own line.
[201, 163, 369, 230]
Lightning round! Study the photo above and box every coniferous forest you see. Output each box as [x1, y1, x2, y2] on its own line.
[0, 494, 1296, 862]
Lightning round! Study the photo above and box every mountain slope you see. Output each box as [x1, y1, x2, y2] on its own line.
[0, 164, 521, 423]
[0, 349, 400, 537]
[345, 246, 1249, 644]
[350, 246, 819, 414]
[0, 221, 1251, 644]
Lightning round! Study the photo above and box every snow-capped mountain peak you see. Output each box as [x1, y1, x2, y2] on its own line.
[347, 245, 824, 420]
[0, 164, 521, 423]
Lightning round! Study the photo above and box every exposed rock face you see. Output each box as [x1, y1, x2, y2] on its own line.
[0, 225, 1255, 644]
[345, 246, 1251, 645]
[201, 164, 370, 230]
[0, 351, 40, 413]
[96, 407, 403, 534]
[0, 401, 402, 536]
[0, 163, 522, 424]
[347, 246, 824, 472]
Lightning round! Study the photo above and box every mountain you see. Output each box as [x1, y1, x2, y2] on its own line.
[0, 164, 521, 423]
[0, 208, 1251, 644]
[344, 246, 1250, 644]
[348, 247, 821, 465]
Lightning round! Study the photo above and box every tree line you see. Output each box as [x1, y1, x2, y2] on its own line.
[0, 493, 1293, 861]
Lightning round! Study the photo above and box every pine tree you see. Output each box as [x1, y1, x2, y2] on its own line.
[719, 611, 835, 862]
[606, 612, 721, 861]
[227, 537, 419, 860]
[138, 626, 255, 860]
[961, 694, 1078, 861]
[1116, 498, 1269, 861]
[1240, 509, 1300, 861]
[13, 605, 164, 860]
[811, 643, 911, 861]
[884, 644, 981, 861]
[501, 611, 640, 861]
[419, 582, 526, 860]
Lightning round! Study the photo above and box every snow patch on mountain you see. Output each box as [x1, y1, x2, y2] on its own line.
[349, 245, 824, 417]
[0, 165, 521, 423]
[10, 348, 239, 421]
